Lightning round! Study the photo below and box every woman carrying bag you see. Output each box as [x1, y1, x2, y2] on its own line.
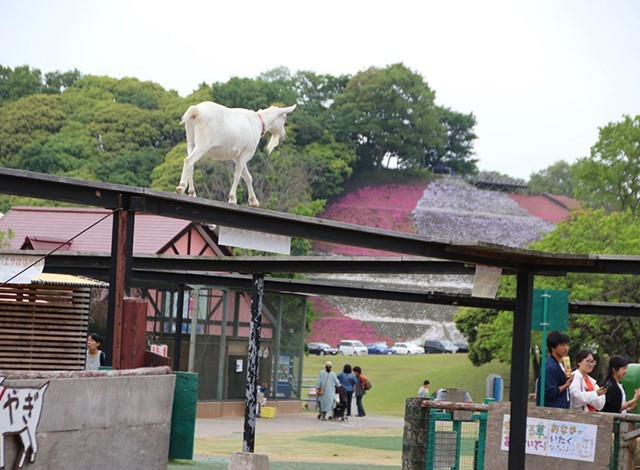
[316, 361, 340, 421]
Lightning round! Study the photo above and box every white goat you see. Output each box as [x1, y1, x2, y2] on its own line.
[176, 101, 296, 207]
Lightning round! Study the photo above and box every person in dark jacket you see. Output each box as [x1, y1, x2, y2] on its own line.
[602, 355, 640, 413]
[337, 364, 357, 417]
[536, 331, 573, 408]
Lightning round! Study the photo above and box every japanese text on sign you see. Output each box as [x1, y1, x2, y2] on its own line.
[0, 254, 45, 284]
[501, 414, 597, 462]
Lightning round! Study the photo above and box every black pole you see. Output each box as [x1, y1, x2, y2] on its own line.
[174, 284, 185, 371]
[508, 270, 534, 469]
[243, 274, 264, 453]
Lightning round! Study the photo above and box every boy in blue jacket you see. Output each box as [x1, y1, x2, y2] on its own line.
[536, 331, 573, 408]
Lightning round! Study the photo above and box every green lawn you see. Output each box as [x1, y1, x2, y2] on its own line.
[303, 353, 510, 416]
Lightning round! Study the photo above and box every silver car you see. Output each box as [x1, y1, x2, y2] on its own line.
[338, 340, 368, 356]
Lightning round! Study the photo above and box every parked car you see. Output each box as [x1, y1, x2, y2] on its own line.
[338, 340, 368, 356]
[424, 339, 459, 354]
[307, 342, 338, 356]
[454, 341, 469, 353]
[390, 342, 424, 355]
[366, 342, 392, 355]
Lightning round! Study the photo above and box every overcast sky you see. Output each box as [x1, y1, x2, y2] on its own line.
[1, 0, 639, 180]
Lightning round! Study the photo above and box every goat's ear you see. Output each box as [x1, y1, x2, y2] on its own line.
[281, 104, 296, 114]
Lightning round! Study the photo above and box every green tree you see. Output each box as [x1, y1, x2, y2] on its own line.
[112, 77, 167, 110]
[42, 69, 82, 94]
[211, 74, 295, 111]
[300, 140, 355, 199]
[150, 143, 186, 193]
[287, 70, 349, 148]
[17, 121, 99, 175]
[430, 107, 478, 174]
[331, 64, 441, 171]
[573, 115, 640, 214]
[0, 65, 42, 102]
[0, 65, 81, 103]
[61, 75, 119, 123]
[95, 147, 165, 187]
[528, 160, 575, 197]
[87, 101, 169, 156]
[0, 93, 66, 166]
[455, 209, 640, 369]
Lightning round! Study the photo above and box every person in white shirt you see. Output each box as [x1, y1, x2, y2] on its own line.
[85, 333, 105, 370]
[569, 350, 606, 412]
[418, 380, 430, 398]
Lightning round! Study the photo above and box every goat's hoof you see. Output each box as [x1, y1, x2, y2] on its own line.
[228, 198, 238, 205]
[249, 201, 260, 208]
[176, 186, 185, 195]
[188, 190, 196, 197]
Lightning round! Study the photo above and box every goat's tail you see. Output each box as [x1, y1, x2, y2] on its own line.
[181, 106, 198, 150]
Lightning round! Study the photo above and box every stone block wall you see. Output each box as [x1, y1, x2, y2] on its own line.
[0, 367, 175, 470]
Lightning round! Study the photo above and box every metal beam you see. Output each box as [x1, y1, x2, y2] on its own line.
[46, 252, 479, 275]
[44, 264, 513, 309]
[0, 168, 606, 272]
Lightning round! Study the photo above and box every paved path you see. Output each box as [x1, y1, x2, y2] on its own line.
[195, 412, 405, 439]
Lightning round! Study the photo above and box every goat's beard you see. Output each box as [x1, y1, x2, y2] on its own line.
[266, 134, 280, 154]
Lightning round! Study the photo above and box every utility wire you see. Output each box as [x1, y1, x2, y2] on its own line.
[0, 208, 118, 288]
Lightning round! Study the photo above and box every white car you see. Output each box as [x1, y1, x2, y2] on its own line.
[338, 340, 368, 356]
[391, 342, 424, 355]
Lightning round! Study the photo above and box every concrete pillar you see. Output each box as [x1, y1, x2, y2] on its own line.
[228, 452, 269, 470]
[401, 397, 428, 470]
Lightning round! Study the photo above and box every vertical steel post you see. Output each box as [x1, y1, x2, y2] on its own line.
[174, 284, 185, 371]
[188, 287, 199, 372]
[217, 289, 228, 400]
[539, 289, 550, 407]
[243, 274, 264, 453]
[297, 297, 307, 400]
[272, 296, 282, 400]
[106, 200, 134, 369]
[508, 271, 534, 469]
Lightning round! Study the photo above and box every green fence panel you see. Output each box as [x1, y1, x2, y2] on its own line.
[425, 409, 486, 470]
[169, 371, 199, 460]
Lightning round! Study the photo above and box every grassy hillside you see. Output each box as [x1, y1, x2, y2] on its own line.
[303, 354, 511, 417]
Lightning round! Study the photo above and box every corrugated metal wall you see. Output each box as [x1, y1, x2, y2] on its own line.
[0, 284, 89, 370]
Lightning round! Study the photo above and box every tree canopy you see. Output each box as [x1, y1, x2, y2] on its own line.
[455, 208, 640, 375]
[0, 62, 479, 215]
[330, 64, 477, 173]
[528, 160, 575, 197]
[573, 115, 640, 214]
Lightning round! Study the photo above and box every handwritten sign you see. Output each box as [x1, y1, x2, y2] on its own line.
[0, 254, 44, 284]
[501, 414, 597, 462]
[0, 377, 50, 468]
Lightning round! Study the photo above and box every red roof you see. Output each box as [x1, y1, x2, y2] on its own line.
[508, 194, 580, 224]
[0, 206, 197, 254]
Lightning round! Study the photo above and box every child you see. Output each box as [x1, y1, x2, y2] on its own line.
[418, 380, 430, 398]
